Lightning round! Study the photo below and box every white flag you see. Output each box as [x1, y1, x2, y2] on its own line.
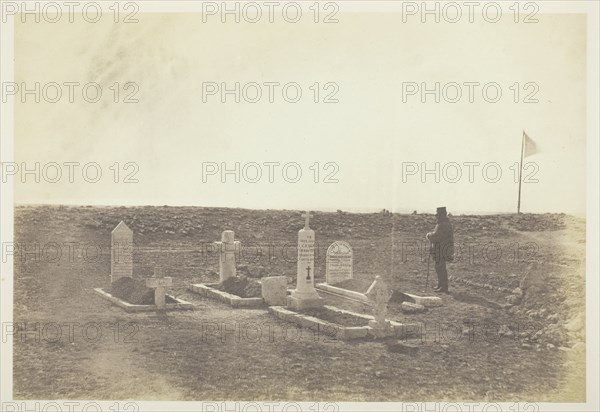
[523, 131, 539, 157]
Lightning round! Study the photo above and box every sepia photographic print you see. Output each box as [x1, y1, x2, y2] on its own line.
[1, 1, 598, 411]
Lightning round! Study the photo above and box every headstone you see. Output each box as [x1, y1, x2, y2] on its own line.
[261, 276, 288, 306]
[145, 267, 172, 310]
[366, 276, 393, 336]
[215, 230, 241, 283]
[326, 241, 353, 285]
[111, 221, 133, 284]
[288, 211, 323, 310]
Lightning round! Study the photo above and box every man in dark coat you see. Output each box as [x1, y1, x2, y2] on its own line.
[426, 207, 454, 293]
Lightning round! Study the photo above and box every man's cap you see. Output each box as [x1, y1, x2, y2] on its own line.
[436, 207, 447, 216]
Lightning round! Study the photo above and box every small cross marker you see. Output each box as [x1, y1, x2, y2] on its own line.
[306, 265, 312, 280]
[301, 211, 313, 229]
[146, 267, 172, 311]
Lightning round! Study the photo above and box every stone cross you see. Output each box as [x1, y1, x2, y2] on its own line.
[215, 230, 241, 283]
[146, 267, 172, 310]
[301, 211, 313, 229]
[365, 276, 393, 333]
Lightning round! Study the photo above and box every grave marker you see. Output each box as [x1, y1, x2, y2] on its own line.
[215, 230, 240, 283]
[261, 276, 288, 306]
[326, 241, 353, 285]
[366, 276, 393, 336]
[288, 211, 323, 310]
[111, 221, 133, 284]
[146, 267, 172, 310]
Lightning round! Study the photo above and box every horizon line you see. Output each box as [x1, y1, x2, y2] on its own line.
[12, 202, 585, 218]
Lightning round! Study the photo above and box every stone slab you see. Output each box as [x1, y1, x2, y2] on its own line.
[287, 294, 324, 311]
[315, 283, 370, 303]
[188, 283, 265, 308]
[93, 288, 193, 313]
[403, 293, 442, 307]
[401, 302, 427, 313]
[261, 276, 288, 306]
[268, 305, 409, 340]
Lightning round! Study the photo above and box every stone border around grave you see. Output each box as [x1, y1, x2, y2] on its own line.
[315, 283, 442, 307]
[269, 305, 417, 340]
[315, 283, 370, 303]
[401, 292, 443, 307]
[188, 283, 265, 308]
[93, 288, 194, 313]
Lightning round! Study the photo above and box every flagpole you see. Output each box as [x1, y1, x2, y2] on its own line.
[517, 131, 525, 214]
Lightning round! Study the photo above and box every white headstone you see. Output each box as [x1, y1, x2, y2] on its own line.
[261, 276, 288, 306]
[326, 241, 353, 285]
[215, 230, 240, 283]
[111, 221, 133, 283]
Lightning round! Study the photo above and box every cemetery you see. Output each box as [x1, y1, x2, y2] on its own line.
[95, 211, 437, 339]
[12, 205, 586, 401]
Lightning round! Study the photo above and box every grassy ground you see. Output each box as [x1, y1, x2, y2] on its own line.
[12, 205, 585, 401]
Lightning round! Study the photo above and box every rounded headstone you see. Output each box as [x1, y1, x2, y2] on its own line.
[326, 241, 353, 285]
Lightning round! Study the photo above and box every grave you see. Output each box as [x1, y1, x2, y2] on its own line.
[94, 222, 193, 312]
[315, 240, 368, 303]
[315, 238, 442, 308]
[271, 271, 423, 340]
[287, 212, 324, 310]
[189, 230, 264, 307]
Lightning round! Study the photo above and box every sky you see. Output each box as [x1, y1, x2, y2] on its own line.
[12, 10, 587, 215]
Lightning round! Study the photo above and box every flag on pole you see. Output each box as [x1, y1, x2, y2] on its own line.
[517, 130, 538, 214]
[523, 131, 539, 157]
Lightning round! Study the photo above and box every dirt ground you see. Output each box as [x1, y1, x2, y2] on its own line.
[11, 205, 585, 401]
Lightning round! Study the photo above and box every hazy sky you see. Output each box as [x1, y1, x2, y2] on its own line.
[13, 10, 587, 215]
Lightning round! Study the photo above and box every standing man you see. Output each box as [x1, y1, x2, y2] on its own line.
[426, 207, 454, 293]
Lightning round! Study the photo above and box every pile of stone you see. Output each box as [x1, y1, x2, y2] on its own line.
[110, 277, 155, 305]
[215, 276, 262, 298]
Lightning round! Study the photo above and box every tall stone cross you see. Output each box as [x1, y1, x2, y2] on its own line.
[146, 267, 172, 311]
[301, 211, 313, 229]
[215, 230, 241, 283]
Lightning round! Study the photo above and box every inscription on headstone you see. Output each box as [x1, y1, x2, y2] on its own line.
[326, 241, 353, 285]
[111, 221, 133, 284]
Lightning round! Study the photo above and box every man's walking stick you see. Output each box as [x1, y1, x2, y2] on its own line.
[425, 244, 431, 288]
